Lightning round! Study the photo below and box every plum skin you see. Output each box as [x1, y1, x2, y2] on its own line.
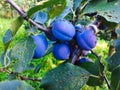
[75, 24, 84, 32]
[52, 43, 70, 60]
[78, 58, 91, 63]
[82, 50, 89, 56]
[52, 19, 75, 41]
[32, 34, 48, 58]
[76, 30, 97, 50]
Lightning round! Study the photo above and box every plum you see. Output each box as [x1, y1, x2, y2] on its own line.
[75, 24, 85, 32]
[76, 30, 97, 50]
[82, 50, 89, 56]
[32, 34, 48, 58]
[52, 43, 70, 60]
[52, 19, 75, 41]
[78, 58, 92, 63]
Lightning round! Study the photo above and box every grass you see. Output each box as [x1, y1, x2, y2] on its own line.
[0, 17, 110, 90]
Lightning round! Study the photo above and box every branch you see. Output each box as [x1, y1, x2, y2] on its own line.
[10, 71, 41, 82]
[5, 0, 49, 33]
[91, 50, 99, 59]
[19, 76, 41, 82]
[102, 73, 111, 90]
[71, 49, 82, 64]
[91, 51, 111, 89]
[0, 68, 41, 82]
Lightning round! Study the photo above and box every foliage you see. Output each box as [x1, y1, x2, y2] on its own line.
[0, 80, 34, 90]
[0, 0, 120, 90]
[0, 0, 33, 18]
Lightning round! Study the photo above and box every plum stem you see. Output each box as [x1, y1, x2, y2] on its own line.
[5, 0, 49, 33]
[91, 50, 99, 59]
[71, 49, 82, 64]
[72, 1, 89, 24]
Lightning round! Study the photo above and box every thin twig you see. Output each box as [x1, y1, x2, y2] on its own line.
[102, 73, 111, 90]
[0, 68, 41, 82]
[71, 49, 82, 64]
[19, 76, 41, 82]
[10, 71, 41, 82]
[91, 50, 111, 89]
[80, 1, 89, 12]
[5, 0, 49, 33]
[91, 50, 99, 59]
[72, 1, 89, 24]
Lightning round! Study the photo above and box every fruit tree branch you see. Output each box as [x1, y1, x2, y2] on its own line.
[102, 73, 111, 89]
[5, 0, 49, 33]
[71, 49, 82, 64]
[19, 76, 41, 82]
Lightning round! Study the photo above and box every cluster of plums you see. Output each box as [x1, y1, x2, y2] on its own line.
[32, 19, 97, 63]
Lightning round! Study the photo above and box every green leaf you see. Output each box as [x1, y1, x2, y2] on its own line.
[114, 37, 120, 49]
[2, 29, 12, 44]
[0, 80, 34, 90]
[83, 0, 120, 23]
[108, 37, 120, 71]
[96, 16, 117, 29]
[76, 58, 104, 86]
[10, 16, 24, 36]
[73, 0, 82, 10]
[116, 29, 120, 36]
[11, 37, 35, 72]
[66, 0, 73, 9]
[56, 0, 74, 19]
[48, 0, 66, 19]
[3, 16, 24, 53]
[111, 65, 120, 90]
[7, 73, 18, 80]
[87, 75, 104, 86]
[27, 0, 67, 19]
[40, 62, 90, 90]
[57, 6, 71, 19]
[26, 27, 38, 34]
[77, 58, 104, 75]
[45, 41, 56, 55]
[34, 63, 41, 74]
[32, 11, 48, 24]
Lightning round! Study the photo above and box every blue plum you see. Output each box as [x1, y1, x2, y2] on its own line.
[52, 19, 75, 41]
[76, 30, 97, 50]
[78, 58, 92, 63]
[82, 50, 89, 56]
[75, 24, 85, 32]
[52, 43, 70, 60]
[74, 24, 85, 39]
[32, 34, 48, 58]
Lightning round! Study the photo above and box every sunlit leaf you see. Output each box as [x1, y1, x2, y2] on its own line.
[11, 37, 35, 72]
[27, 0, 67, 19]
[40, 62, 90, 90]
[83, 0, 120, 23]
